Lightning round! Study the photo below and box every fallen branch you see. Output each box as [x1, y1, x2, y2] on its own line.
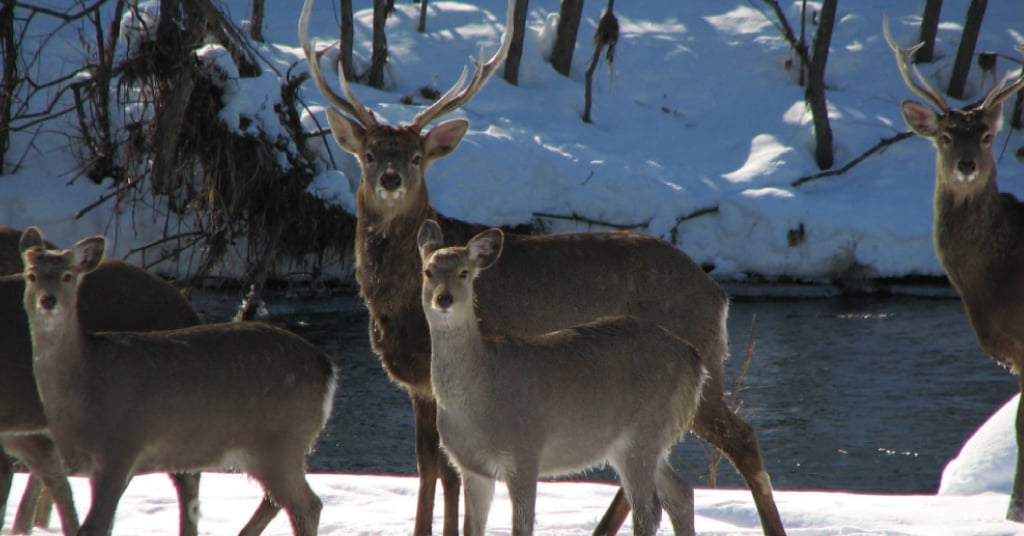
[532, 211, 649, 231]
[790, 131, 914, 187]
[669, 204, 720, 244]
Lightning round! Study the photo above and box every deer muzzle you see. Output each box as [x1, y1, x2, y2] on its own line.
[380, 172, 402, 191]
[39, 294, 57, 311]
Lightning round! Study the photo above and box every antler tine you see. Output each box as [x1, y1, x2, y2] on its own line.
[882, 13, 950, 112]
[411, 0, 516, 131]
[980, 44, 1024, 109]
[299, 0, 377, 128]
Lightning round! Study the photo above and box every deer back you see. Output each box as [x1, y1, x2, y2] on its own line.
[1, 245, 200, 431]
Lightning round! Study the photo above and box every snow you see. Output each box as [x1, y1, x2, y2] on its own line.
[4, 0, 1024, 533]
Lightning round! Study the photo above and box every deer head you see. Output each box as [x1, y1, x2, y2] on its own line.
[883, 15, 1024, 193]
[416, 219, 503, 320]
[299, 0, 514, 226]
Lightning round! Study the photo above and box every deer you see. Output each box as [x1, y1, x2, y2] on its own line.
[17, 227, 338, 536]
[1, 225, 212, 536]
[299, 0, 786, 534]
[883, 15, 1024, 522]
[417, 220, 706, 536]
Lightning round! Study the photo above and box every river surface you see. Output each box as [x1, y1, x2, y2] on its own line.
[194, 288, 1018, 495]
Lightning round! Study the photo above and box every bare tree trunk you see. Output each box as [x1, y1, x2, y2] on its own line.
[806, 0, 836, 170]
[250, 0, 264, 42]
[340, 0, 354, 81]
[0, 1, 15, 175]
[947, 0, 987, 100]
[917, 0, 942, 63]
[417, 0, 429, 33]
[583, 0, 616, 124]
[503, 0, 529, 85]
[368, 0, 389, 88]
[550, 0, 584, 77]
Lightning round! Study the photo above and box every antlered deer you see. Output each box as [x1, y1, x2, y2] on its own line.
[18, 227, 338, 536]
[418, 220, 706, 536]
[299, 1, 785, 534]
[0, 226, 208, 536]
[884, 16, 1024, 521]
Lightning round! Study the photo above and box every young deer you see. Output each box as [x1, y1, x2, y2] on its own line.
[299, 1, 785, 535]
[0, 226, 208, 536]
[884, 17, 1024, 521]
[18, 227, 338, 536]
[417, 220, 706, 536]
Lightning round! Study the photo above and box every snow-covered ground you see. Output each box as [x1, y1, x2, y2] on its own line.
[2, 396, 1022, 535]
[3, 0, 1023, 283]
[4, 0, 1024, 533]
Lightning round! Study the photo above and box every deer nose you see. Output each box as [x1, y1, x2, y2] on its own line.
[957, 160, 977, 175]
[380, 172, 402, 191]
[435, 291, 453, 309]
[39, 295, 56, 311]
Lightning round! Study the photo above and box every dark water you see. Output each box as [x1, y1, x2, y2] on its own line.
[194, 289, 1019, 494]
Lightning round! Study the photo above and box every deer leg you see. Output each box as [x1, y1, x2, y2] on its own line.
[591, 487, 630, 536]
[2, 434, 78, 536]
[31, 484, 54, 529]
[14, 474, 44, 533]
[249, 460, 321, 536]
[611, 452, 661, 536]
[237, 495, 281, 536]
[412, 395, 445, 536]
[692, 393, 786, 536]
[505, 461, 539, 536]
[440, 453, 461, 536]
[79, 463, 132, 536]
[1008, 383, 1024, 522]
[0, 446, 12, 528]
[168, 472, 200, 536]
[654, 458, 695, 536]
[461, 471, 494, 536]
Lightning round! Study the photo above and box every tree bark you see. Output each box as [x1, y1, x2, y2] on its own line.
[947, 0, 987, 100]
[340, 0, 354, 81]
[805, 0, 836, 170]
[250, 0, 264, 42]
[503, 0, 529, 85]
[368, 0, 389, 88]
[0, 1, 15, 175]
[550, 0, 584, 77]
[417, 0, 429, 33]
[917, 0, 942, 63]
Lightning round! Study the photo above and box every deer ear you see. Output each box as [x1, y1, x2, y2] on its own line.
[417, 220, 445, 261]
[467, 229, 503, 271]
[71, 236, 106, 273]
[326, 108, 367, 156]
[19, 227, 46, 253]
[901, 100, 942, 138]
[423, 119, 469, 161]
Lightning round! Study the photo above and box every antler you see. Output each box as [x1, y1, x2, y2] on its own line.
[299, 0, 378, 128]
[410, 0, 516, 131]
[980, 44, 1024, 109]
[882, 13, 950, 113]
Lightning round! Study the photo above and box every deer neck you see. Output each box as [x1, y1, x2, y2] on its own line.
[933, 168, 1006, 290]
[425, 306, 489, 400]
[25, 293, 88, 380]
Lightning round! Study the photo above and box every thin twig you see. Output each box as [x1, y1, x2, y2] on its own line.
[790, 131, 914, 187]
[532, 211, 649, 231]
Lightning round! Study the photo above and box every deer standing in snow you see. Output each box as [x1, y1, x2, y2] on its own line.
[884, 15, 1024, 521]
[0, 225, 211, 536]
[418, 220, 706, 535]
[299, 0, 785, 534]
[18, 227, 338, 535]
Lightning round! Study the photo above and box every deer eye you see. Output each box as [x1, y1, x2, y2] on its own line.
[62, 273, 72, 283]
[981, 133, 994, 145]
[423, 269, 433, 279]
[411, 154, 422, 166]
[365, 152, 375, 164]
[940, 133, 953, 145]
[26, 272, 36, 283]
[459, 270, 470, 279]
